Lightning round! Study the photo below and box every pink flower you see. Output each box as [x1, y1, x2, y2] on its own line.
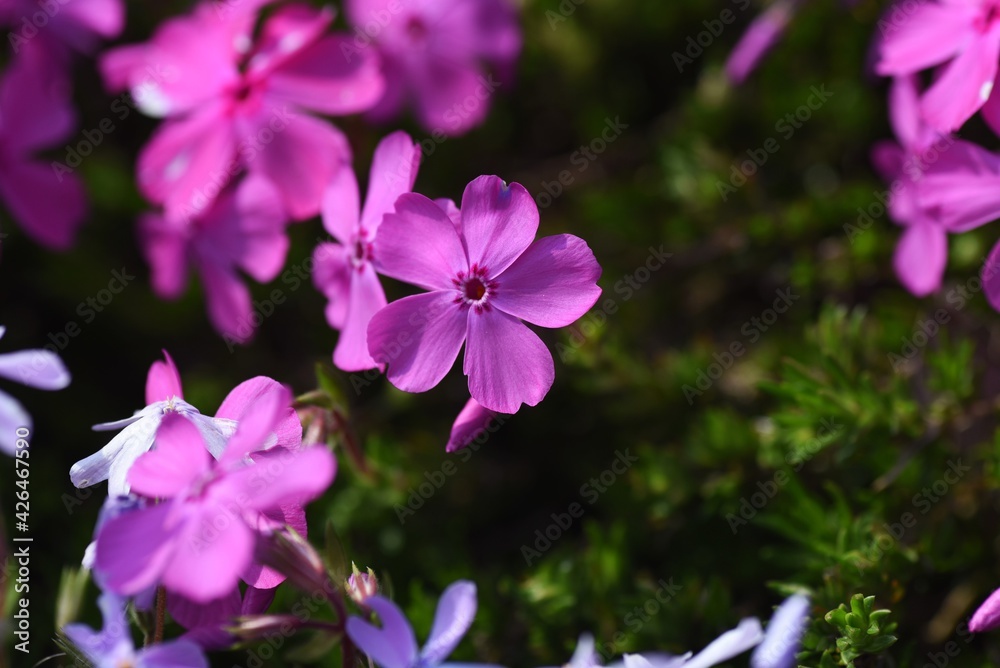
[312, 131, 420, 371]
[1, 0, 123, 54]
[139, 175, 289, 344]
[94, 388, 335, 602]
[367, 175, 602, 413]
[0, 41, 87, 249]
[70, 351, 301, 496]
[871, 76, 957, 296]
[876, 0, 1000, 132]
[101, 1, 384, 220]
[345, 0, 520, 135]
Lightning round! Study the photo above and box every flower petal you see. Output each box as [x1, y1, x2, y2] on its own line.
[751, 595, 810, 668]
[197, 260, 253, 344]
[894, 222, 947, 297]
[0, 390, 30, 456]
[321, 166, 361, 246]
[970, 587, 1000, 632]
[0, 158, 87, 250]
[421, 581, 477, 664]
[138, 212, 191, 300]
[162, 503, 255, 603]
[375, 193, 468, 291]
[216, 376, 302, 452]
[464, 309, 554, 413]
[684, 618, 765, 668]
[247, 107, 351, 220]
[875, 3, 976, 76]
[920, 27, 1000, 132]
[335, 264, 388, 372]
[367, 291, 469, 393]
[136, 107, 237, 219]
[0, 349, 71, 390]
[267, 34, 385, 115]
[312, 242, 353, 330]
[138, 639, 209, 668]
[491, 234, 602, 328]
[128, 413, 211, 499]
[95, 501, 179, 597]
[226, 444, 336, 512]
[460, 176, 538, 277]
[346, 596, 419, 668]
[724, 1, 794, 84]
[72, 412, 164, 495]
[446, 398, 500, 453]
[146, 351, 183, 404]
[219, 383, 294, 466]
[360, 131, 421, 235]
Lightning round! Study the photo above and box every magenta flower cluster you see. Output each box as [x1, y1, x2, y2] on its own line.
[728, 0, 1000, 305]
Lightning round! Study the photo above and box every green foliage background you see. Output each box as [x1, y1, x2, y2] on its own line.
[5, 0, 1000, 665]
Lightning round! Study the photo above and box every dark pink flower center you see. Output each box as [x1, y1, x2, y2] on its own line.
[977, 1, 1000, 32]
[405, 15, 429, 42]
[453, 264, 498, 314]
[350, 233, 373, 270]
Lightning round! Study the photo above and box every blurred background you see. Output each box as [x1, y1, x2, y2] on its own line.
[6, 0, 1000, 665]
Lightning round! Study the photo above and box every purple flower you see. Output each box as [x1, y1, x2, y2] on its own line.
[346, 580, 498, 668]
[312, 131, 421, 371]
[367, 175, 602, 413]
[345, 0, 521, 135]
[139, 175, 290, 344]
[63, 593, 208, 668]
[0, 41, 87, 249]
[94, 388, 335, 602]
[0, 326, 70, 455]
[876, 0, 1000, 132]
[101, 1, 383, 220]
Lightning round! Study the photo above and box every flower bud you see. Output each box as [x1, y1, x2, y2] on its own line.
[346, 563, 379, 606]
